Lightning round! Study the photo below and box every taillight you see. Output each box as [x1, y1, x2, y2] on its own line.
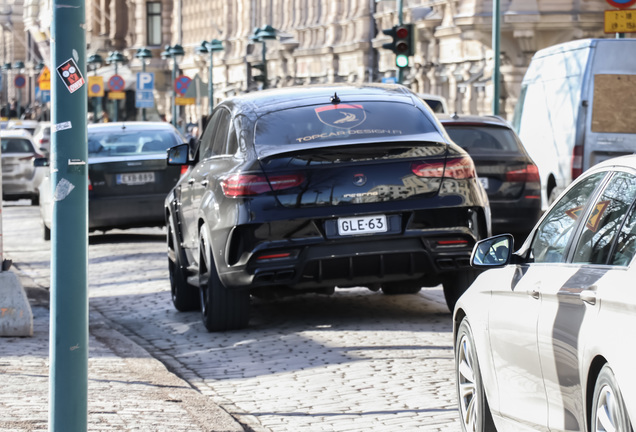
[411, 161, 445, 177]
[571, 145, 583, 180]
[506, 163, 540, 183]
[221, 173, 304, 197]
[88, 177, 93, 191]
[180, 165, 189, 177]
[443, 156, 476, 179]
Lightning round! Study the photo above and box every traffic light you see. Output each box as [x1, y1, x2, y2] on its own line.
[382, 24, 414, 68]
[250, 62, 268, 89]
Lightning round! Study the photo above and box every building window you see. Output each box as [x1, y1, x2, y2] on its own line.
[146, 2, 162, 46]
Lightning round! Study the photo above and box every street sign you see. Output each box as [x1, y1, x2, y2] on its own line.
[605, 9, 636, 32]
[174, 75, 192, 96]
[14, 74, 26, 88]
[136, 72, 154, 91]
[88, 76, 104, 97]
[136, 90, 154, 108]
[38, 66, 51, 91]
[606, 0, 636, 8]
[108, 74, 125, 92]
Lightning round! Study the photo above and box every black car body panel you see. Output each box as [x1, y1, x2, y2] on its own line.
[166, 84, 491, 330]
[439, 114, 542, 239]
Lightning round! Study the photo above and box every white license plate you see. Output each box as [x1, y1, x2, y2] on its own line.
[338, 215, 388, 236]
[117, 172, 155, 185]
[478, 177, 489, 190]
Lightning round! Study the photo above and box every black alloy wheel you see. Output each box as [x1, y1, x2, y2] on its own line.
[198, 225, 250, 332]
[591, 364, 633, 432]
[168, 216, 199, 311]
[455, 318, 497, 432]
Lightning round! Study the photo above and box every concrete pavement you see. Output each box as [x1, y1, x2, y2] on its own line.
[0, 266, 245, 432]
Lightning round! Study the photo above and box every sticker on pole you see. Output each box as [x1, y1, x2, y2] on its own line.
[56, 58, 85, 94]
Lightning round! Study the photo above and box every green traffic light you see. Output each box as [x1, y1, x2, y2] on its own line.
[396, 54, 409, 68]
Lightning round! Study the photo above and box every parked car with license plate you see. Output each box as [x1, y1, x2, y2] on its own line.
[38, 122, 187, 240]
[454, 155, 636, 432]
[439, 114, 542, 242]
[1, 129, 45, 205]
[165, 84, 491, 331]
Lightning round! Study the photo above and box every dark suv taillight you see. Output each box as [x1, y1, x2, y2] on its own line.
[506, 163, 540, 183]
[221, 173, 305, 197]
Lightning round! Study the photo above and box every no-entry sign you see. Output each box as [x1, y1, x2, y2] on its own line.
[606, 0, 636, 9]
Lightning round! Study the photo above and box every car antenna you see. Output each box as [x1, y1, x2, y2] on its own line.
[331, 92, 341, 104]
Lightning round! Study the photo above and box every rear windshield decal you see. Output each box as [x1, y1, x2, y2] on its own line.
[315, 104, 366, 129]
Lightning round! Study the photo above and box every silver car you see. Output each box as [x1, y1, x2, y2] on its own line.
[1, 129, 45, 205]
[454, 155, 636, 432]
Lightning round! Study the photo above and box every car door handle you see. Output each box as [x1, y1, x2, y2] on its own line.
[187, 178, 195, 185]
[528, 289, 540, 299]
[200, 179, 209, 187]
[580, 288, 597, 305]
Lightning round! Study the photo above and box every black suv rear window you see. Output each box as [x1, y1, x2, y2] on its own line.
[444, 125, 521, 154]
[255, 102, 437, 146]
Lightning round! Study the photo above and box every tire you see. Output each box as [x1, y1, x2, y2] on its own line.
[591, 364, 633, 432]
[443, 270, 478, 312]
[199, 225, 250, 331]
[31, 194, 39, 206]
[43, 224, 51, 241]
[381, 281, 422, 295]
[168, 216, 199, 312]
[455, 319, 497, 432]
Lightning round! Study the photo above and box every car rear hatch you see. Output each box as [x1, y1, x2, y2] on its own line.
[471, 154, 538, 201]
[250, 140, 452, 208]
[88, 154, 182, 197]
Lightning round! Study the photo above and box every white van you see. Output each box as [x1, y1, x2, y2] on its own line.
[512, 38, 636, 209]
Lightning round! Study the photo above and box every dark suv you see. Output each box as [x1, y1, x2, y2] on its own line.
[165, 84, 490, 331]
[439, 114, 542, 242]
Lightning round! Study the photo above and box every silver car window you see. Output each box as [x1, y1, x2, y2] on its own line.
[530, 172, 606, 263]
[572, 172, 636, 264]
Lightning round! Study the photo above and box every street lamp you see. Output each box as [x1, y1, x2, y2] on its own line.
[195, 39, 223, 116]
[87, 53, 104, 123]
[253, 25, 277, 90]
[106, 50, 126, 122]
[135, 47, 152, 121]
[161, 44, 185, 127]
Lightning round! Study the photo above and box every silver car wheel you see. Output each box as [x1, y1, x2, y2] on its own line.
[455, 319, 495, 432]
[592, 364, 632, 432]
[458, 329, 478, 430]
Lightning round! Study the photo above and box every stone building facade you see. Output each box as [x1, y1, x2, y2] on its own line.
[1, 0, 620, 121]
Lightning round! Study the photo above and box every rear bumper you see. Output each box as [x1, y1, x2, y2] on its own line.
[221, 230, 477, 291]
[89, 194, 166, 231]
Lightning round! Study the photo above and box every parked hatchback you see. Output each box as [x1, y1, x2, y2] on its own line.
[454, 155, 636, 432]
[165, 84, 490, 331]
[439, 114, 542, 242]
[1, 129, 45, 205]
[39, 122, 187, 239]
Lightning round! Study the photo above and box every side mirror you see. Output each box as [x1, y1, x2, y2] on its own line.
[471, 234, 514, 268]
[33, 157, 49, 167]
[167, 143, 191, 166]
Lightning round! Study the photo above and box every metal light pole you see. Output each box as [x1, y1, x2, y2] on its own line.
[135, 47, 152, 121]
[492, 0, 501, 116]
[50, 0, 89, 429]
[2, 63, 11, 118]
[87, 53, 104, 123]
[196, 39, 223, 116]
[254, 25, 277, 90]
[13, 61, 25, 117]
[161, 44, 185, 127]
[106, 51, 126, 122]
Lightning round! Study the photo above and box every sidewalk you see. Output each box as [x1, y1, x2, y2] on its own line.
[0, 267, 246, 432]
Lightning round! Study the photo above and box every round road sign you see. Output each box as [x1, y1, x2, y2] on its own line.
[14, 74, 26, 88]
[174, 75, 192, 96]
[606, 0, 636, 8]
[108, 74, 125, 92]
